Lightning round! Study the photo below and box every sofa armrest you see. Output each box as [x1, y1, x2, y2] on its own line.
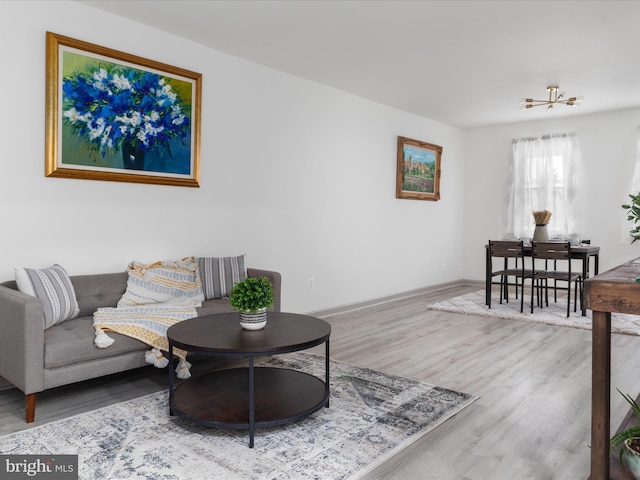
[0, 285, 45, 394]
[247, 268, 282, 312]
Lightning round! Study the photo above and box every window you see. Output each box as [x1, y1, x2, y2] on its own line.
[506, 133, 584, 239]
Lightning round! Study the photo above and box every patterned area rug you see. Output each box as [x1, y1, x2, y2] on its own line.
[0, 353, 476, 480]
[428, 289, 640, 335]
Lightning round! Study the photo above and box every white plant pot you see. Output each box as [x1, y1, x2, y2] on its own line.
[239, 308, 267, 330]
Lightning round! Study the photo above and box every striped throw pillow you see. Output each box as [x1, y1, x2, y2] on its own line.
[15, 264, 80, 329]
[117, 257, 204, 308]
[198, 255, 246, 300]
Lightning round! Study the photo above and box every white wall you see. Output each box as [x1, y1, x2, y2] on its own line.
[0, 1, 466, 313]
[463, 107, 640, 281]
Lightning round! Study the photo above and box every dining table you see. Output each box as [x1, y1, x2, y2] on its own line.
[485, 242, 600, 316]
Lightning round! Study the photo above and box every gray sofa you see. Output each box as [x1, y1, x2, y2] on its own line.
[0, 267, 281, 423]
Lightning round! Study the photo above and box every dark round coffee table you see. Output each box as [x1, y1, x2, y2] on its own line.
[166, 312, 331, 448]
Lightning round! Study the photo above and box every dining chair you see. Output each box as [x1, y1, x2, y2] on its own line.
[487, 240, 528, 313]
[530, 241, 583, 317]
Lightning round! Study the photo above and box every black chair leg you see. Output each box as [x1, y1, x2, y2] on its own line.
[519, 277, 524, 313]
[545, 279, 549, 307]
[504, 276, 509, 302]
[487, 279, 492, 309]
[531, 277, 535, 314]
[575, 278, 584, 313]
[505, 279, 510, 303]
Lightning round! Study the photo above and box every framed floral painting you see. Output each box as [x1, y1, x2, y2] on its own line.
[45, 32, 202, 187]
[396, 136, 442, 201]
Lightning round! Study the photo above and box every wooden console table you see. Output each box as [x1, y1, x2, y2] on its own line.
[585, 257, 640, 479]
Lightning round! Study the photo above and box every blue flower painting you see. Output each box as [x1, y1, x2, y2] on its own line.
[61, 50, 193, 175]
[46, 33, 201, 187]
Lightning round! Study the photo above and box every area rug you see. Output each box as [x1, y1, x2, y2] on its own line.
[0, 353, 476, 480]
[428, 289, 640, 335]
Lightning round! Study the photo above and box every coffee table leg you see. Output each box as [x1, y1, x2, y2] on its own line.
[325, 339, 330, 408]
[168, 340, 175, 416]
[249, 356, 255, 448]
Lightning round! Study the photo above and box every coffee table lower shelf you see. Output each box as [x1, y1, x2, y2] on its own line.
[170, 366, 329, 444]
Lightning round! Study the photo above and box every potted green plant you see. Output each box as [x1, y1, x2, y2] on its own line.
[229, 277, 274, 330]
[622, 193, 640, 243]
[610, 389, 640, 479]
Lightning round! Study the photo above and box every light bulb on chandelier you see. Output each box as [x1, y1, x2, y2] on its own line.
[520, 86, 583, 111]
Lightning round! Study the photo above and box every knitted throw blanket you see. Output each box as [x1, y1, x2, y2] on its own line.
[93, 301, 197, 379]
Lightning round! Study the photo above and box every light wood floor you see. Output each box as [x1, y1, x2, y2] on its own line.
[2, 283, 640, 479]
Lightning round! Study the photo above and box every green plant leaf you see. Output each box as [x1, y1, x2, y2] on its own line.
[611, 426, 640, 453]
[228, 276, 275, 313]
[619, 389, 640, 417]
[622, 193, 640, 240]
[611, 390, 640, 453]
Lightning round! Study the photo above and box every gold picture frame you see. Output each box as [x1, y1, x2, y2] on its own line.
[396, 136, 442, 201]
[45, 32, 202, 187]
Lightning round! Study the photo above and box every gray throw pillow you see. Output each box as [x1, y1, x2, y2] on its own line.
[198, 255, 246, 300]
[15, 264, 80, 329]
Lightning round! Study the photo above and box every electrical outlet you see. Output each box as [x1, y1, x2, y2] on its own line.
[442, 263, 446, 272]
[308, 277, 315, 290]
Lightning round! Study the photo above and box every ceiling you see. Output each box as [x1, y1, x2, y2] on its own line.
[78, 0, 640, 129]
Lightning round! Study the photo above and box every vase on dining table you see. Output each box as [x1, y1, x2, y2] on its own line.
[533, 224, 548, 242]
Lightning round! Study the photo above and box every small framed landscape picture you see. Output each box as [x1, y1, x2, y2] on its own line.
[45, 32, 202, 187]
[396, 136, 442, 201]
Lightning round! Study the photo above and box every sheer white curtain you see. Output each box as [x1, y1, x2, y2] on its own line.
[505, 133, 585, 239]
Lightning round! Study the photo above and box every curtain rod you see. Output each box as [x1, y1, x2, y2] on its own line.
[512, 132, 576, 144]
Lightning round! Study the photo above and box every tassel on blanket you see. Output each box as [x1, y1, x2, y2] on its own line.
[176, 358, 192, 379]
[94, 328, 115, 348]
[145, 348, 169, 368]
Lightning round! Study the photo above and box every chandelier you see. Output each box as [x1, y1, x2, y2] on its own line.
[520, 86, 583, 111]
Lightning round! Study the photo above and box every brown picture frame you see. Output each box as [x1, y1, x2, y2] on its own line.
[396, 136, 442, 201]
[45, 32, 202, 187]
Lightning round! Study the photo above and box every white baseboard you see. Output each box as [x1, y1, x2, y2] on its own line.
[307, 279, 482, 318]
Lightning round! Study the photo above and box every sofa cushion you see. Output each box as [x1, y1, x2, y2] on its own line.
[15, 264, 80, 329]
[196, 298, 238, 317]
[118, 257, 204, 307]
[44, 316, 148, 369]
[71, 272, 128, 317]
[198, 255, 246, 300]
